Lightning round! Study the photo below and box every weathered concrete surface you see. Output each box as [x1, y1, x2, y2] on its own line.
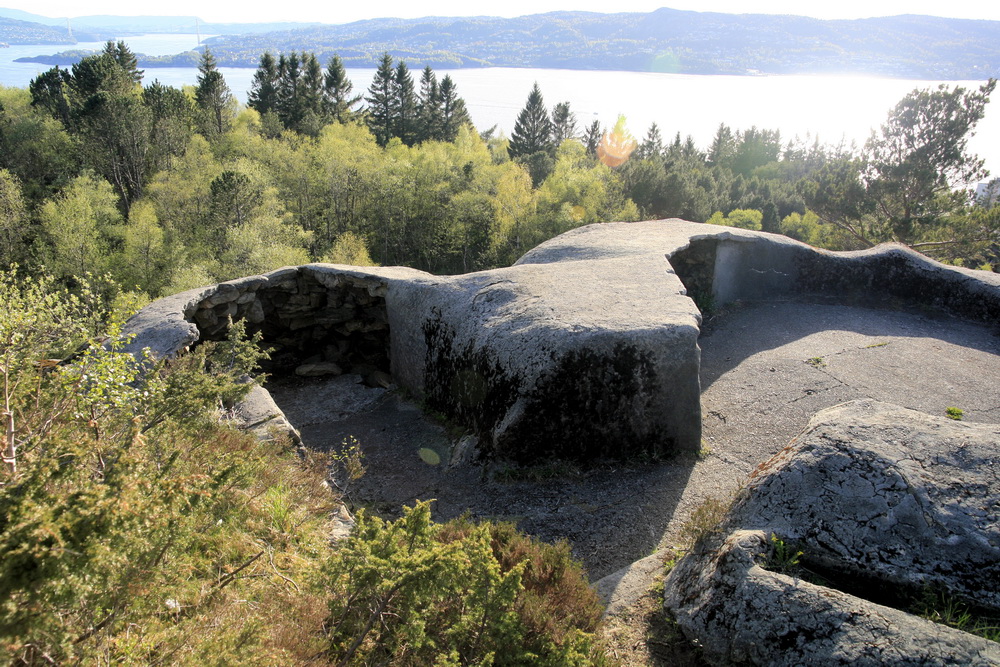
[733, 400, 1000, 610]
[665, 529, 1000, 666]
[228, 379, 302, 445]
[124, 224, 709, 462]
[664, 400, 1000, 666]
[665, 224, 1000, 323]
[123, 219, 1000, 463]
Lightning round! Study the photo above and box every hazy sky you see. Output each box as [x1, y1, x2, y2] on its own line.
[6, 0, 1000, 24]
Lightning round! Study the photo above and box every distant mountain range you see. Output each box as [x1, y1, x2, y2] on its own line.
[4, 7, 999, 79]
[0, 7, 320, 42]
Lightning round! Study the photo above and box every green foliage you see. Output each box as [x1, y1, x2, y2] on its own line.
[0, 270, 341, 664]
[706, 208, 763, 231]
[195, 48, 236, 137]
[322, 231, 377, 266]
[509, 83, 553, 160]
[763, 534, 804, 574]
[325, 500, 608, 666]
[945, 406, 964, 420]
[863, 80, 995, 242]
[914, 589, 1000, 642]
[11, 60, 998, 310]
[38, 171, 123, 280]
[0, 169, 27, 267]
[799, 80, 998, 261]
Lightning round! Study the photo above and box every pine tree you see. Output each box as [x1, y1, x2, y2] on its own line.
[248, 52, 280, 115]
[508, 83, 552, 159]
[394, 60, 417, 146]
[323, 54, 360, 123]
[195, 48, 234, 137]
[416, 65, 442, 142]
[438, 75, 471, 142]
[28, 67, 73, 126]
[551, 101, 577, 145]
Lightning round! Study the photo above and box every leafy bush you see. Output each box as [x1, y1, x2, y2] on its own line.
[324, 501, 611, 666]
[0, 270, 336, 665]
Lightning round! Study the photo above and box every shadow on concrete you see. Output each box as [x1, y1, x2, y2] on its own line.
[267, 374, 696, 582]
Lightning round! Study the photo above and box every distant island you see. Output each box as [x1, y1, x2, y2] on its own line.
[5, 7, 1000, 78]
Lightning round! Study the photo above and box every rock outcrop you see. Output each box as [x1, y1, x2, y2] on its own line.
[123, 220, 1000, 463]
[664, 400, 1000, 666]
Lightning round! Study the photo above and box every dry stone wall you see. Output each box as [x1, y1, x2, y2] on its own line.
[193, 269, 393, 380]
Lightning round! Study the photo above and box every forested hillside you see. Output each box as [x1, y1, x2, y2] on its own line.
[0, 6, 321, 42]
[9, 9, 1000, 77]
[166, 10, 1000, 78]
[0, 15, 101, 44]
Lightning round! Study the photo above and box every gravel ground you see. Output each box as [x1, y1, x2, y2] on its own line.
[267, 298, 1000, 662]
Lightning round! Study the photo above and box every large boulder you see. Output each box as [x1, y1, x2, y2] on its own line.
[664, 400, 1000, 665]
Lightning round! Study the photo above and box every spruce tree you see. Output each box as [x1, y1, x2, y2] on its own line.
[438, 75, 471, 142]
[365, 53, 397, 147]
[394, 60, 417, 146]
[248, 52, 280, 115]
[637, 122, 664, 160]
[276, 53, 302, 130]
[102, 40, 143, 85]
[195, 48, 234, 137]
[707, 123, 736, 168]
[299, 52, 326, 134]
[323, 54, 360, 123]
[508, 83, 552, 159]
[551, 101, 577, 145]
[582, 120, 602, 157]
[761, 201, 781, 234]
[416, 66, 442, 142]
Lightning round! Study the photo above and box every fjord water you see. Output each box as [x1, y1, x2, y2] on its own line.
[2, 33, 997, 174]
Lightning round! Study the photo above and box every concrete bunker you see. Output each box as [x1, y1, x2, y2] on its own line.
[123, 220, 1000, 467]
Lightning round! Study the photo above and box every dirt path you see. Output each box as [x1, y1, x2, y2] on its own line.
[267, 298, 1000, 661]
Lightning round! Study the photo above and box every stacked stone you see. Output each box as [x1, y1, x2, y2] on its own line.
[189, 269, 392, 383]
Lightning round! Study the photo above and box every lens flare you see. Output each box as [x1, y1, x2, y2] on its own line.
[597, 114, 637, 167]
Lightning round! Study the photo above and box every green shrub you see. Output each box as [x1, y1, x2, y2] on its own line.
[0, 270, 335, 665]
[324, 501, 611, 666]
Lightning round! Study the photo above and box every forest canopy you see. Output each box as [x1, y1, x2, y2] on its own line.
[0, 41, 996, 306]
